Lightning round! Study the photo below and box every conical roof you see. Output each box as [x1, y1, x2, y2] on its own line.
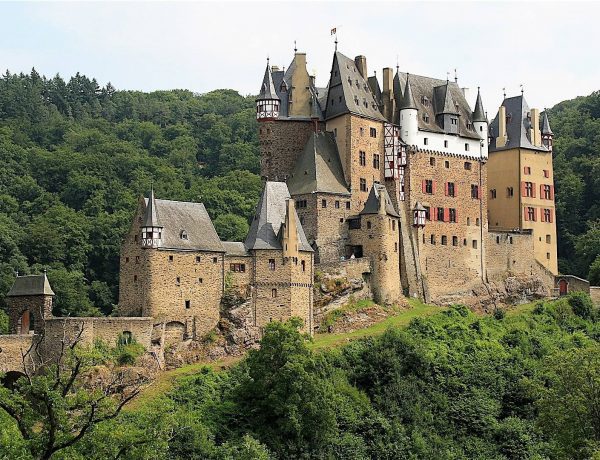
[257, 61, 279, 101]
[143, 187, 161, 228]
[472, 87, 486, 122]
[360, 184, 399, 217]
[541, 111, 553, 135]
[398, 74, 417, 110]
[393, 70, 403, 107]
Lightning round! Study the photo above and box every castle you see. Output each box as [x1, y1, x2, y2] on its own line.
[1, 46, 563, 377]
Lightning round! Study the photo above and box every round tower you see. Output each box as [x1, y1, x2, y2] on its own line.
[141, 188, 163, 249]
[472, 87, 488, 156]
[398, 73, 418, 146]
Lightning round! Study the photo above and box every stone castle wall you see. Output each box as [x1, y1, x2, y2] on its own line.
[316, 257, 371, 281]
[225, 254, 252, 296]
[0, 334, 36, 374]
[590, 287, 600, 306]
[6, 295, 53, 335]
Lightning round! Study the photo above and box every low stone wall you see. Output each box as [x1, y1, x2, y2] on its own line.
[555, 275, 590, 295]
[316, 257, 371, 281]
[0, 334, 36, 374]
[40, 317, 153, 362]
[591, 287, 600, 306]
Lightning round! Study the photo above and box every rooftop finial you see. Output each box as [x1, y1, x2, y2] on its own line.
[503, 87, 506, 99]
[396, 54, 399, 72]
[267, 55, 270, 65]
[454, 68, 458, 83]
[294, 40, 297, 53]
[446, 71, 449, 83]
[520, 84, 524, 95]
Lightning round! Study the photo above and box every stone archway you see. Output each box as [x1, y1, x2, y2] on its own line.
[164, 321, 186, 347]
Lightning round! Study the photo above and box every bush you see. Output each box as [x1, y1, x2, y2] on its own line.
[0, 308, 8, 334]
[567, 291, 594, 320]
[493, 308, 506, 320]
[114, 333, 145, 365]
[533, 302, 545, 315]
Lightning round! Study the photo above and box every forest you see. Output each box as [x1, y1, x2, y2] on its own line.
[0, 69, 598, 314]
[2, 293, 600, 459]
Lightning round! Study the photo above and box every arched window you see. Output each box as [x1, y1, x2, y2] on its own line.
[119, 331, 133, 346]
[180, 230, 188, 240]
[271, 289, 278, 298]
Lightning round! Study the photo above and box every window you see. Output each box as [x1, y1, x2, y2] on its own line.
[346, 201, 351, 210]
[133, 275, 138, 282]
[476, 218, 480, 226]
[335, 200, 340, 209]
[424, 138, 429, 146]
[449, 208, 457, 223]
[185, 300, 190, 309]
[467, 122, 473, 130]
[359, 150, 366, 166]
[467, 217, 471, 226]
[360, 127, 364, 136]
[213, 257, 218, 263]
[430, 157, 436, 166]
[543, 184, 552, 200]
[360, 178, 367, 192]
[195, 256, 201, 263]
[423, 113, 430, 123]
[230, 263, 246, 272]
[176, 277, 180, 285]
[471, 184, 480, 199]
[268, 259, 276, 270]
[444, 160, 449, 169]
[169, 255, 174, 262]
[546, 235, 551, 244]
[441, 235, 448, 245]
[447, 182, 455, 197]
[296, 199, 307, 208]
[373, 154, 380, 169]
[370, 127, 377, 138]
[425, 179, 433, 194]
[430, 235, 436, 245]
[271, 288, 278, 298]
[543, 208, 552, 222]
[301, 260, 306, 271]
[507, 187, 514, 197]
[527, 207, 536, 221]
[135, 256, 140, 264]
[125, 257, 129, 263]
[437, 207, 445, 221]
[180, 230, 188, 240]
[490, 189, 497, 199]
[322, 199, 327, 208]
[496, 236, 500, 244]
[464, 161, 472, 170]
[543, 169, 549, 178]
[524, 166, 531, 175]
[451, 118, 458, 125]
[452, 236, 458, 246]
[334, 128, 337, 137]
[198, 278, 203, 283]
[367, 221, 372, 229]
[463, 238, 467, 246]
[444, 140, 448, 148]
[395, 242, 398, 252]
[546, 252, 551, 260]
[134, 235, 138, 242]
[525, 181, 534, 197]
[392, 220, 396, 231]
[465, 143, 469, 152]
[472, 240, 478, 249]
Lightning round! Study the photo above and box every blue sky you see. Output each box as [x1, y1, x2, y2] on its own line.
[1, 1, 598, 113]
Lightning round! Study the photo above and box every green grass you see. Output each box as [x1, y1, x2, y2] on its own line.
[310, 298, 443, 350]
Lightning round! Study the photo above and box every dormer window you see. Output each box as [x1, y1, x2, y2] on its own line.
[466, 122, 473, 130]
[423, 113, 430, 123]
[180, 230, 188, 240]
[420, 96, 430, 107]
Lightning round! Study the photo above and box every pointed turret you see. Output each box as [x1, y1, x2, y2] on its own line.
[398, 73, 418, 145]
[141, 187, 163, 248]
[541, 110, 554, 152]
[472, 87, 486, 122]
[256, 59, 280, 121]
[399, 74, 417, 110]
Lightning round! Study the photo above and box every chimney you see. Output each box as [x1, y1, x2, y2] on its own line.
[378, 188, 386, 215]
[355, 55, 367, 79]
[382, 67, 394, 120]
[282, 199, 299, 259]
[271, 65, 280, 72]
[530, 108, 541, 146]
[497, 105, 507, 147]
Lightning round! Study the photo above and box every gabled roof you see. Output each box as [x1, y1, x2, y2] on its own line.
[541, 110, 553, 135]
[222, 241, 250, 257]
[245, 182, 312, 252]
[143, 187, 161, 228]
[287, 132, 350, 196]
[324, 51, 386, 122]
[395, 72, 480, 139]
[472, 87, 486, 123]
[257, 62, 279, 101]
[143, 197, 224, 252]
[433, 82, 458, 115]
[360, 184, 399, 217]
[488, 95, 550, 152]
[7, 273, 55, 297]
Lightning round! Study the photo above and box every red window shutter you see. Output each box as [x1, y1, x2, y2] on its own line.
[422, 180, 426, 194]
[550, 185, 555, 200]
[550, 209, 554, 223]
[533, 208, 537, 221]
[444, 182, 449, 196]
[444, 208, 449, 222]
[524, 166, 527, 174]
[521, 181, 527, 197]
[433, 181, 437, 194]
[433, 209, 437, 221]
[540, 184, 544, 199]
[524, 207, 529, 221]
[531, 183, 536, 198]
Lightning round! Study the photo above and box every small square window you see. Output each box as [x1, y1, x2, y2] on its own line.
[199, 277, 203, 283]
[441, 235, 448, 245]
[335, 200, 340, 209]
[546, 234, 551, 244]
[430, 157, 435, 166]
[125, 257, 129, 263]
[196, 256, 201, 263]
[445, 160, 449, 168]
[464, 161, 472, 170]
[465, 143, 470, 152]
[185, 300, 190, 309]
[213, 257, 218, 263]
[322, 199, 327, 208]
[472, 240, 478, 249]
[346, 201, 351, 210]
[424, 138, 429, 146]
[169, 255, 174, 262]
[444, 140, 448, 148]
[546, 252, 550, 260]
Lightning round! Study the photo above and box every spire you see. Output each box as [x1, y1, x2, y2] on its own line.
[143, 187, 161, 228]
[440, 80, 458, 114]
[541, 110, 553, 135]
[472, 86, 487, 122]
[257, 59, 279, 101]
[399, 73, 417, 110]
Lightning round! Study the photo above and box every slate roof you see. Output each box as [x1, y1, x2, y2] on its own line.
[395, 72, 481, 140]
[245, 182, 313, 252]
[368, 75, 382, 109]
[541, 111, 553, 135]
[398, 74, 417, 110]
[324, 51, 386, 122]
[434, 82, 458, 115]
[143, 188, 161, 228]
[472, 88, 486, 122]
[488, 95, 550, 152]
[287, 132, 350, 196]
[143, 197, 224, 252]
[360, 184, 399, 217]
[257, 62, 279, 101]
[222, 241, 250, 257]
[7, 273, 55, 297]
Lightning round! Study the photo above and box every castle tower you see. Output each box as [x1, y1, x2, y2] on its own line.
[472, 87, 488, 156]
[487, 95, 557, 274]
[140, 187, 163, 249]
[398, 74, 418, 146]
[256, 59, 280, 121]
[6, 273, 54, 335]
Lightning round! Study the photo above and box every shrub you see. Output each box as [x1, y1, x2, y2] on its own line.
[493, 308, 506, 320]
[533, 302, 545, 315]
[114, 333, 145, 365]
[0, 308, 8, 334]
[567, 291, 594, 320]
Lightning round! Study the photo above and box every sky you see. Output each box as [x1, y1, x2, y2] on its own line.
[0, 1, 598, 113]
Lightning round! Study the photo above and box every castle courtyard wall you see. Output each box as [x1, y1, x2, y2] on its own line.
[0, 335, 36, 374]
